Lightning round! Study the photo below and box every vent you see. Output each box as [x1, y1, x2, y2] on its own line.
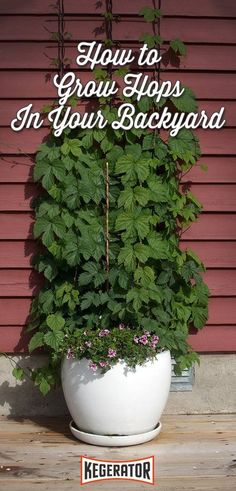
[170, 362, 194, 392]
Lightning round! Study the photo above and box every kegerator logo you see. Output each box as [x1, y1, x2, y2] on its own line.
[80, 455, 154, 485]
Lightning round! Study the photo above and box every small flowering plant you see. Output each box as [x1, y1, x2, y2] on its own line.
[65, 324, 161, 372]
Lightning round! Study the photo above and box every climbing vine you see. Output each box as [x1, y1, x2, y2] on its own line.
[14, 3, 209, 394]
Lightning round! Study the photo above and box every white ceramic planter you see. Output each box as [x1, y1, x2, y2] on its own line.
[61, 350, 171, 441]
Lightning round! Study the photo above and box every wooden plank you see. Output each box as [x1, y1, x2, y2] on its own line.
[1, 183, 236, 212]
[1, 43, 236, 71]
[0, 326, 30, 352]
[0, 477, 235, 491]
[0, 268, 236, 297]
[0, 129, 49, 155]
[0, 0, 105, 15]
[183, 157, 236, 184]
[0, 71, 234, 99]
[0, 298, 32, 325]
[165, 73, 236, 100]
[0, 241, 38, 268]
[1, 239, 236, 269]
[0, 213, 34, 240]
[208, 298, 236, 325]
[0, 213, 235, 241]
[189, 325, 236, 351]
[1, 127, 236, 156]
[188, 184, 236, 212]
[204, 269, 236, 296]
[0, 414, 235, 491]
[0, 155, 235, 184]
[0, 270, 42, 297]
[0, 100, 91, 128]
[181, 241, 236, 267]
[1, 296, 236, 327]
[1, 101, 235, 129]
[1, 0, 235, 17]
[113, 0, 236, 17]
[0, 156, 34, 183]
[197, 102, 236, 128]
[183, 214, 236, 240]
[0, 184, 40, 211]
[1, 17, 236, 44]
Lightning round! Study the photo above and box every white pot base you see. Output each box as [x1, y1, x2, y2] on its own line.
[69, 420, 162, 446]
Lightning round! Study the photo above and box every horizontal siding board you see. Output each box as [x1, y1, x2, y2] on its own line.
[181, 241, 236, 268]
[207, 298, 236, 325]
[0, 326, 30, 353]
[0, 101, 234, 128]
[1, 183, 236, 211]
[0, 128, 49, 155]
[204, 270, 236, 296]
[1, 156, 236, 184]
[0, 100, 90, 128]
[0, 0, 105, 15]
[0, 268, 236, 297]
[183, 214, 236, 240]
[188, 325, 236, 352]
[0, 213, 235, 240]
[0, 241, 38, 268]
[1, 17, 236, 44]
[0, 156, 33, 183]
[1, 0, 235, 17]
[1, 43, 236, 71]
[1, 128, 236, 155]
[188, 184, 236, 212]
[0, 213, 33, 240]
[0, 298, 32, 325]
[0, 184, 40, 211]
[112, 0, 236, 17]
[0, 270, 42, 297]
[1, 239, 236, 269]
[0, 325, 235, 353]
[1, 296, 235, 327]
[0, 72, 234, 99]
[183, 158, 236, 184]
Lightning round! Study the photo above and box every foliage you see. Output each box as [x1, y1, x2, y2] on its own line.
[17, 5, 209, 394]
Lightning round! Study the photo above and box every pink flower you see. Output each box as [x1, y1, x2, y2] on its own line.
[139, 335, 149, 345]
[150, 335, 159, 349]
[89, 361, 98, 372]
[66, 348, 75, 359]
[118, 323, 125, 330]
[144, 330, 151, 337]
[85, 341, 92, 348]
[99, 361, 109, 368]
[134, 336, 139, 344]
[107, 348, 117, 358]
[99, 329, 110, 337]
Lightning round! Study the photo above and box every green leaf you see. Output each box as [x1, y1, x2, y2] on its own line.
[29, 332, 44, 353]
[139, 7, 162, 22]
[46, 314, 65, 330]
[170, 39, 187, 56]
[134, 243, 150, 263]
[168, 129, 201, 164]
[192, 306, 208, 329]
[39, 378, 51, 396]
[171, 87, 197, 113]
[134, 266, 155, 287]
[44, 330, 64, 350]
[12, 367, 24, 381]
[118, 245, 136, 271]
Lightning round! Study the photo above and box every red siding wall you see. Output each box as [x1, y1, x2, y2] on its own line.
[0, 0, 236, 352]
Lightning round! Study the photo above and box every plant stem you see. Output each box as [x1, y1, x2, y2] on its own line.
[105, 161, 110, 288]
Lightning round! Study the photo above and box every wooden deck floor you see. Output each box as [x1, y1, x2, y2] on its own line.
[0, 414, 235, 490]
